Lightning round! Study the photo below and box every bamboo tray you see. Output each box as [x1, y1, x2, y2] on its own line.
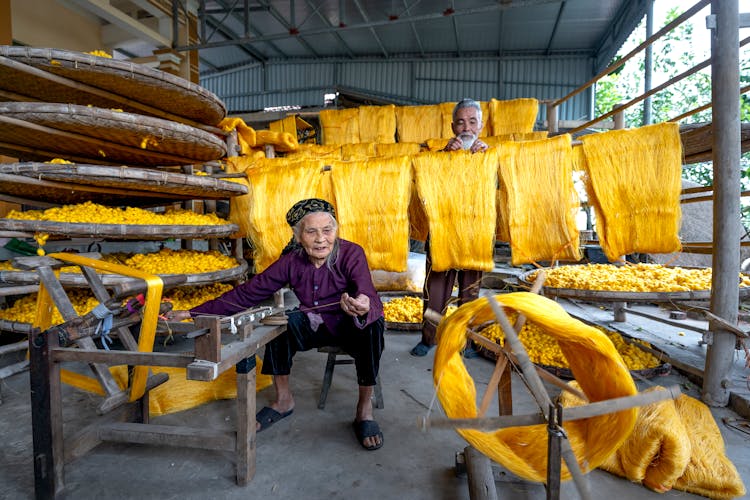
[0, 219, 238, 240]
[518, 267, 750, 302]
[382, 291, 423, 331]
[0, 163, 247, 206]
[475, 344, 672, 380]
[0, 46, 226, 127]
[0, 102, 227, 166]
[0, 258, 247, 288]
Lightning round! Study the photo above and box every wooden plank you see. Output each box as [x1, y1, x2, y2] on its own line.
[52, 348, 194, 367]
[64, 403, 140, 464]
[194, 316, 222, 363]
[98, 422, 235, 452]
[97, 372, 169, 415]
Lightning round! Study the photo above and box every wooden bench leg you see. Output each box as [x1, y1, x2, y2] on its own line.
[318, 352, 337, 409]
[235, 356, 257, 486]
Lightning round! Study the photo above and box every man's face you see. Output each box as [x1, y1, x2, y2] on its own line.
[451, 106, 483, 149]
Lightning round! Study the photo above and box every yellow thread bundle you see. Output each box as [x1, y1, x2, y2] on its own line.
[375, 142, 422, 157]
[320, 108, 360, 144]
[495, 135, 582, 265]
[563, 386, 746, 498]
[341, 142, 377, 160]
[358, 105, 396, 143]
[245, 158, 327, 272]
[488, 98, 539, 135]
[395, 104, 443, 143]
[330, 156, 412, 272]
[283, 143, 343, 160]
[434, 292, 637, 482]
[219, 117, 256, 154]
[255, 129, 299, 152]
[64, 361, 272, 416]
[225, 156, 253, 238]
[581, 122, 683, 261]
[484, 131, 549, 147]
[412, 151, 497, 271]
[407, 176, 430, 242]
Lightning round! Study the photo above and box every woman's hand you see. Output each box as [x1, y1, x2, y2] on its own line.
[165, 310, 192, 322]
[340, 293, 370, 317]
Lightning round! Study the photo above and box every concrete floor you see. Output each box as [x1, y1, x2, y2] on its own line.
[1, 301, 750, 500]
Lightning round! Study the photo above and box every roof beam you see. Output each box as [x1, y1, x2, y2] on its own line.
[401, 0, 425, 57]
[303, 0, 355, 57]
[65, 0, 171, 47]
[544, 0, 566, 55]
[352, 0, 389, 57]
[178, 0, 561, 51]
[256, 0, 321, 58]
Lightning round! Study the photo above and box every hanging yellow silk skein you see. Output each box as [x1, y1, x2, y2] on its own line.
[330, 156, 412, 272]
[496, 134, 582, 265]
[412, 150, 497, 272]
[283, 143, 342, 160]
[341, 142, 377, 160]
[358, 105, 397, 143]
[375, 142, 422, 157]
[395, 104, 443, 143]
[320, 108, 360, 144]
[580, 122, 682, 262]
[246, 158, 327, 272]
[488, 98, 539, 135]
[433, 292, 638, 483]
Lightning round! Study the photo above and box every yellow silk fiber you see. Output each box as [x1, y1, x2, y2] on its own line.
[672, 394, 746, 499]
[425, 138, 449, 152]
[330, 156, 412, 272]
[341, 142, 377, 160]
[488, 98, 539, 135]
[484, 131, 548, 147]
[395, 104, 443, 143]
[219, 117, 256, 155]
[358, 105, 397, 143]
[564, 385, 691, 492]
[320, 108, 360, 144]
[433, 292, 638, 483]
[246, 158, 327, 272]
[375, 142, 423, 157]
[580, 122, 682, 262]
[225, 156, 254, 238]
[412, 151, 497, 271]
[255, 129, 299, 152]
[283, 143, 342, 160]
[496, 135, 582, 265]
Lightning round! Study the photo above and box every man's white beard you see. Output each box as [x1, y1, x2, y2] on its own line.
[458, 132, 476, 150]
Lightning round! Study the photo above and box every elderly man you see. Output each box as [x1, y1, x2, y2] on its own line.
[411, 99, 488, 357]
[171, 198, 385, 450]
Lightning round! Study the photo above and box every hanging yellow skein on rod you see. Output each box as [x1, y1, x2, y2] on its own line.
[433, 292, 638, 483]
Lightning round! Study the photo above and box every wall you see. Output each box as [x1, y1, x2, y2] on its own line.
[10, 0, 101, 50]
[200, 55, 595, 124]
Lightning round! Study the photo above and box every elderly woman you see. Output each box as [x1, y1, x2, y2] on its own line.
[171, 198, 385, 450]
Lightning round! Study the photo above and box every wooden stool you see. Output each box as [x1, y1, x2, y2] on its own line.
[317, 345, 384, 410]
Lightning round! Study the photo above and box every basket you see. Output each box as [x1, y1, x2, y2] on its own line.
[0, 163, 247, 206]
[0, 46, 226, 126]
[0, 219, 239, 240]
[0, 102, 227, 166]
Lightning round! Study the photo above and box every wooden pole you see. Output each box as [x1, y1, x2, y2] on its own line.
[704, 0, 741, 407]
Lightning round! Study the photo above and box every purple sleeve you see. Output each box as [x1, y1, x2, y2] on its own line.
[339, 242, 384, 328]
[189, 256, 291, 317]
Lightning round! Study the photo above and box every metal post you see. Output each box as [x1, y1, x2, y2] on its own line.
[547, 101, 559, 134]
[705, 0, 741, 406]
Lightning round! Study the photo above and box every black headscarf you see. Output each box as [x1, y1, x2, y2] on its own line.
[281, 198, 337, 255]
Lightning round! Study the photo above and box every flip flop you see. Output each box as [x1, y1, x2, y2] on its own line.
[352, 419, 384, 451]
[256, 406, 293, 432]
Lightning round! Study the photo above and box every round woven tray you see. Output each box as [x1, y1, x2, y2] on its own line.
[475, 344, 672, 379]
[0, 163, 247, 202]
[518, 267, 750, 302]
[0, 258, 247, 287]
[382, 292, 423, 331]
[0, 102, 227, 166]
[0, 219, 238, 240]
[0, 46, 226, 126]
